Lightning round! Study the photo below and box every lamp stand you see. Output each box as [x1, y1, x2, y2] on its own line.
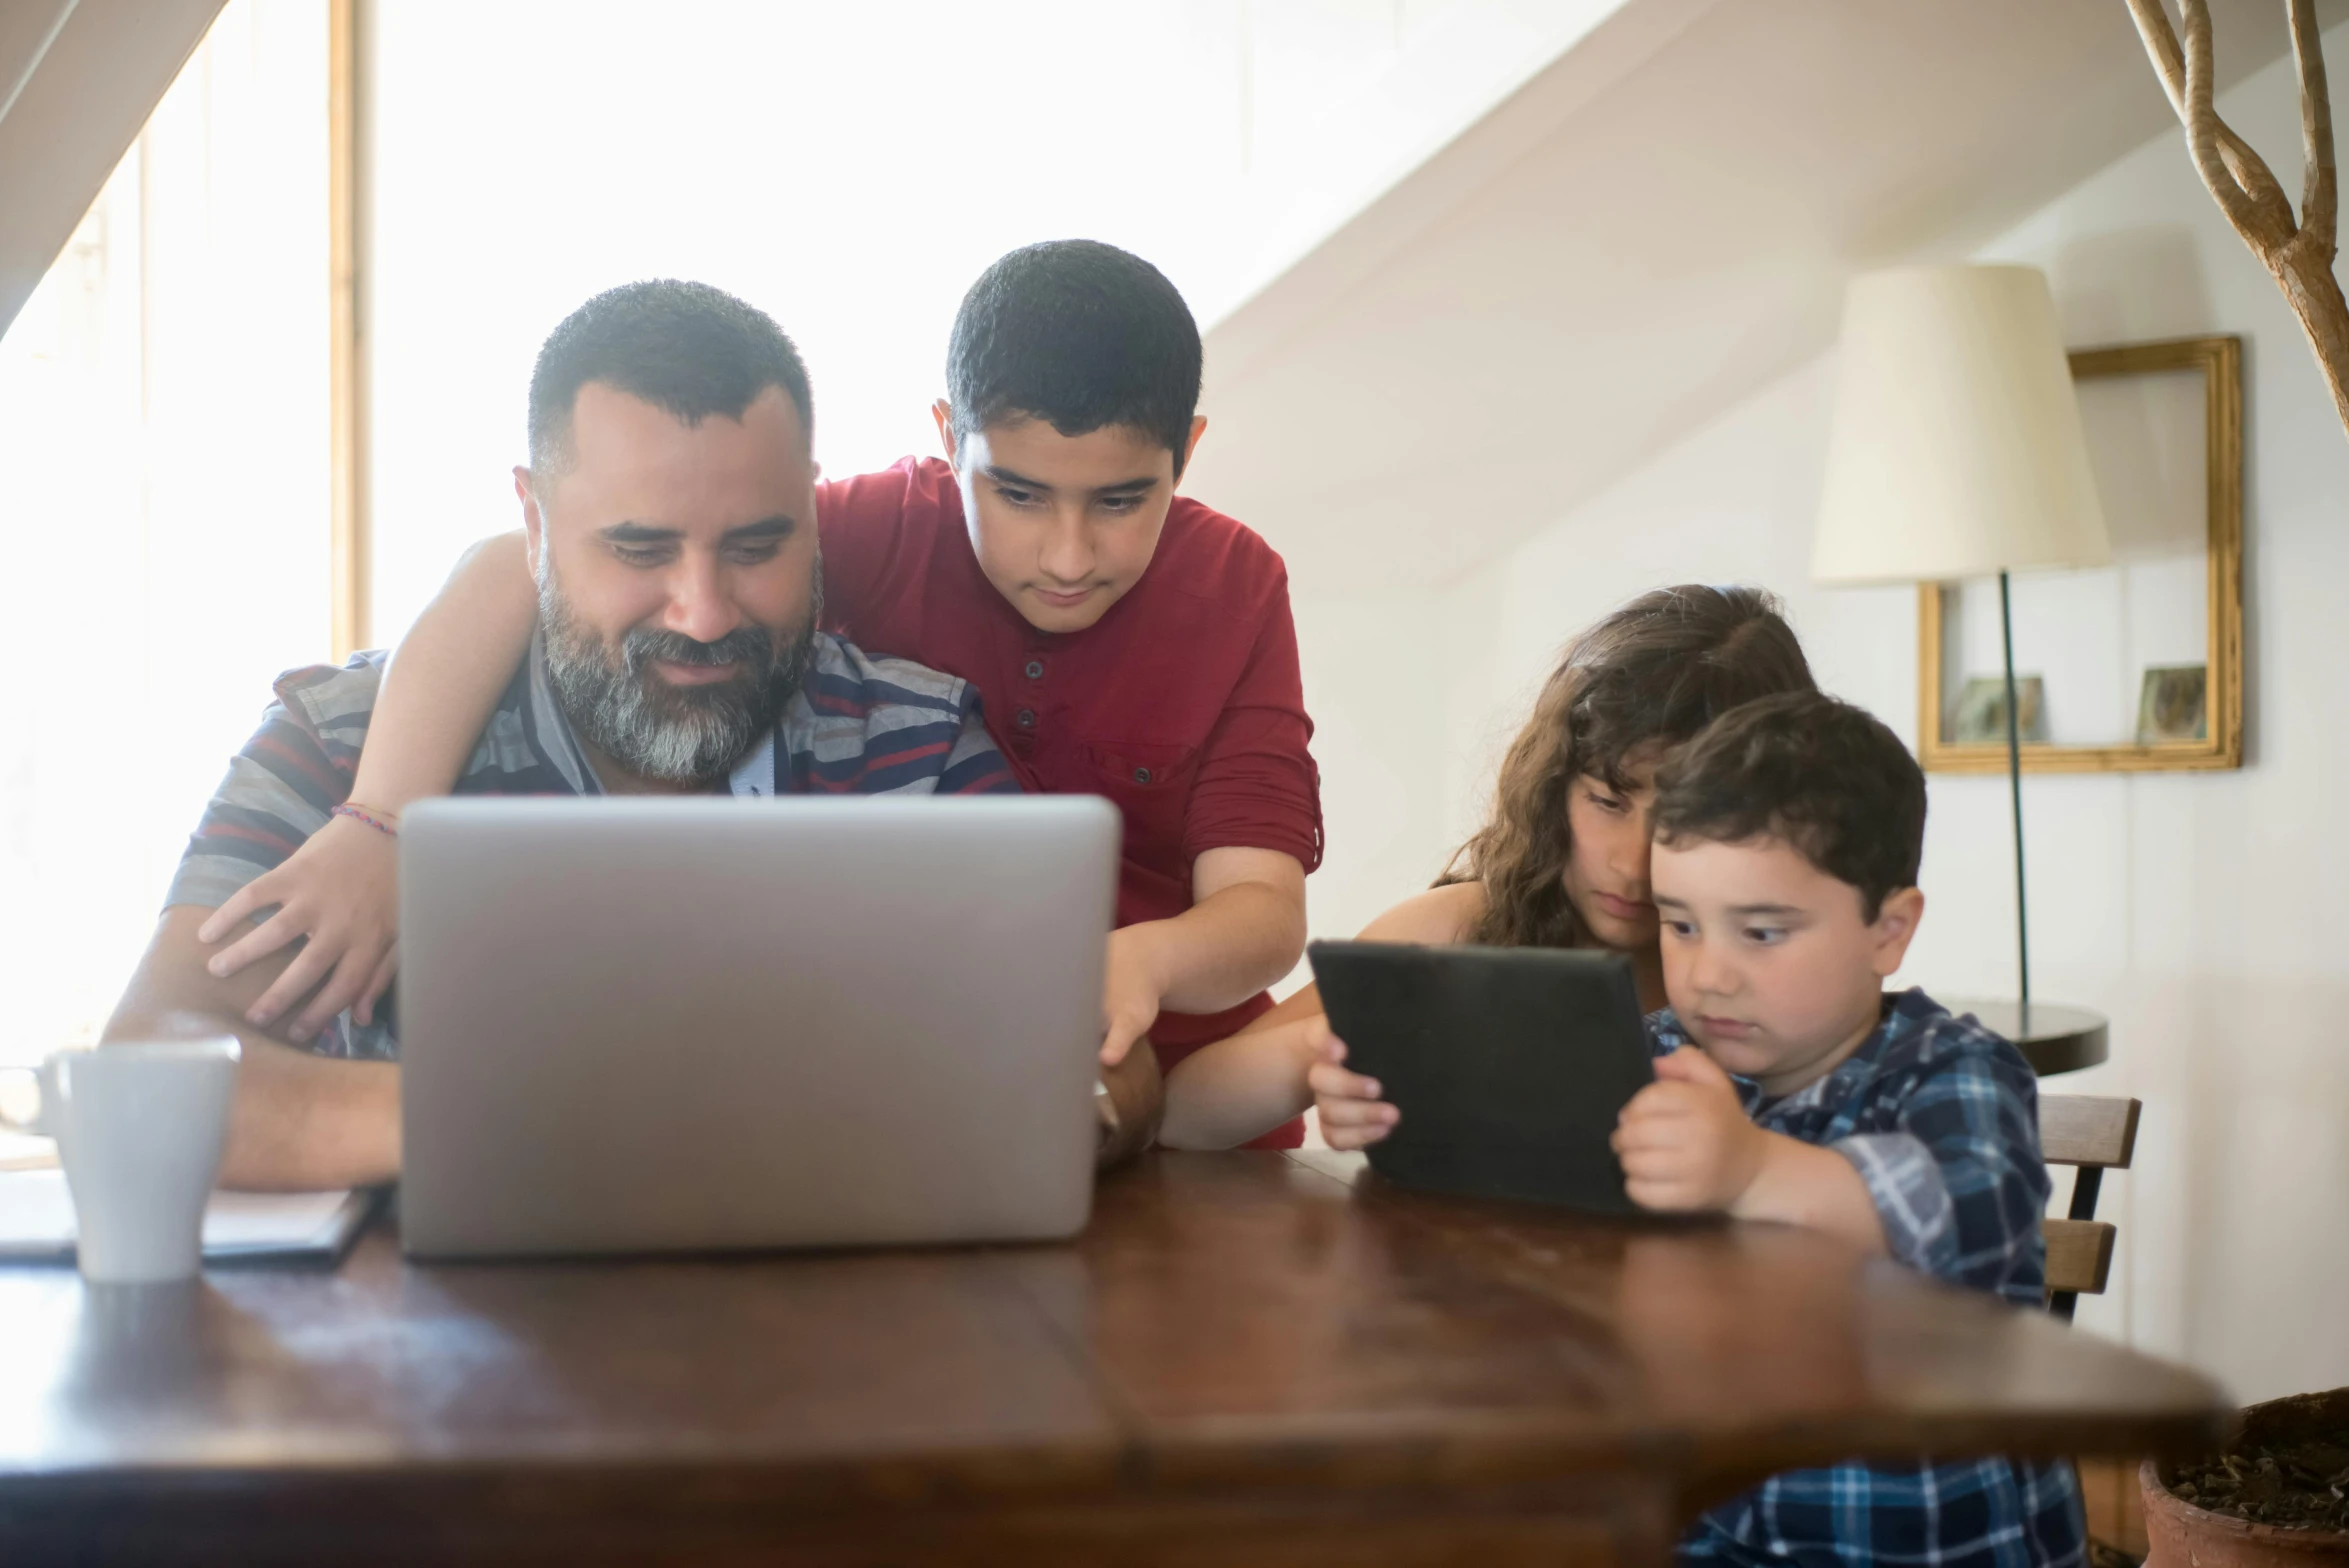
[1997, 570, 2030, 1013]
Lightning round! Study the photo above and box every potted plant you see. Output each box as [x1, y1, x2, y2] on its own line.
[2140, 1387, 2349, 1566]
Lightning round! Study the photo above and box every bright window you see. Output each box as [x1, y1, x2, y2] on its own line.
[0, 0, 332, 1062]
[358, 0, 1504, 638]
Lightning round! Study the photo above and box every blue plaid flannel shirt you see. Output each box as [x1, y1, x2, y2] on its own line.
[1650, 988, 2086, 1568]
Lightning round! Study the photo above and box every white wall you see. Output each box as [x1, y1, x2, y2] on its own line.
[1290, 589, 1455, 950]
[1292, 24, 2349, 1401]
[1962, 36, 2349, 1398]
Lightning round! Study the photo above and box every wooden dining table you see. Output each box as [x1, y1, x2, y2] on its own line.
[0, 1149, 2222, 1566]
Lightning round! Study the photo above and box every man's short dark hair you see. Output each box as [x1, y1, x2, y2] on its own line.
[528, 280, 813, 477]
[1652, 693, 1927, 919]
[946, 240, 1202, 472]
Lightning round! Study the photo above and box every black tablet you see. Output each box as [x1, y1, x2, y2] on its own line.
[1307, 941, 1656, 1213]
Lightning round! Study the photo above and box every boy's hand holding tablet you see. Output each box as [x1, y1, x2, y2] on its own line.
[1609, 1046, 1769, 1212]
[1312, 1027, 1789, 1222]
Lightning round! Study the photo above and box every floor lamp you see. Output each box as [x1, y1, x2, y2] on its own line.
[1810, 265, 2110, 1016]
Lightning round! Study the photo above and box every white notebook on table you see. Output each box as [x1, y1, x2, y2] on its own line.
[0, 1166, 378, 1266]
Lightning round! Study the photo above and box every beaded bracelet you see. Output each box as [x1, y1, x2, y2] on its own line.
[331, 802, 399, 838]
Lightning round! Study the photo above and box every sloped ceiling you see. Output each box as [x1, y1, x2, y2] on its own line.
[1188, 0, 2340, 593]
[0, 0, 226, 338]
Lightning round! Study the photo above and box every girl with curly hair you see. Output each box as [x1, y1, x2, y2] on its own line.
[1160, 583, 1816, 1149]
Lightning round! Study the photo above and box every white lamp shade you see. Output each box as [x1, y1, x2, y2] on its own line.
[1812, 265, 2110, 585]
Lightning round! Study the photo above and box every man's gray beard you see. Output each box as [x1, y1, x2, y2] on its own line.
[539, 561, 822, 788]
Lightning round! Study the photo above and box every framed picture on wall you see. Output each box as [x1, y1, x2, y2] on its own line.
[1917, 334, 2244, 773]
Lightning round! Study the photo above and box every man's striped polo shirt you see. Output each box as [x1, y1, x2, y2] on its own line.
[168, 630, 1019, 1059]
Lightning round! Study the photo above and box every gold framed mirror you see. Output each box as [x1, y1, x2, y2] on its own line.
[1917, 334, 2243, 774]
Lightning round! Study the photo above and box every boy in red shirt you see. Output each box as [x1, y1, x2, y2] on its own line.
[198, 244, 1323, 1145]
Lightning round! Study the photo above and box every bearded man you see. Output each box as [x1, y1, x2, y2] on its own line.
[102, 281, 1133, 1192]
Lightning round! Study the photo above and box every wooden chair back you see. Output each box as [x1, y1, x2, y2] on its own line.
[2039, 1095, 2141, 1320]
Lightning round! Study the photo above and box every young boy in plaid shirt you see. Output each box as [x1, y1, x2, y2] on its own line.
[1315, 691, 2085, 1566]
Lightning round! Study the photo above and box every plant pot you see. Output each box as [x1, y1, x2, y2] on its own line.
[2142, 1387, 2349, 1566]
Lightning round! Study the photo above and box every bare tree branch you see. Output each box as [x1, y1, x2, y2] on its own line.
[2126, 0, 2349, 442]
[2132, 0, 2198, 117]
[2126, 0, 2191, 111]
[2291, 0, 2338, 262]
[2181, 0, 2298, 243]
[2128, 0, 2295, 227]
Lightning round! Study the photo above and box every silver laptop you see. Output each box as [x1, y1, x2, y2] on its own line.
[396, 795, 1117, 1259]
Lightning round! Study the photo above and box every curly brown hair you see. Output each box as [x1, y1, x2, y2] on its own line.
[1443, 585, 1816, 949]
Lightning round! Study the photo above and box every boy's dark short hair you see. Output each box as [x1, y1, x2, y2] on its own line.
[1653, 692, 1927, 919]
[946, 240, 1202, 472]
[528, 280, 813, 477]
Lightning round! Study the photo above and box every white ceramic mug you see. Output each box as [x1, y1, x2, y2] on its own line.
[1, 1040, 241, 1284]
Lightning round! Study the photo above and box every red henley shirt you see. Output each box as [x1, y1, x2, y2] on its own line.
[816, 458, 1322, 1143]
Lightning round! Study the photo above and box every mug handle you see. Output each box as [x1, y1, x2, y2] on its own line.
[0, 1062, 54, 1138]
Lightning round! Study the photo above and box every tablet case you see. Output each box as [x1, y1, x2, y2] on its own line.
[1307, 941, 1656, 1213]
